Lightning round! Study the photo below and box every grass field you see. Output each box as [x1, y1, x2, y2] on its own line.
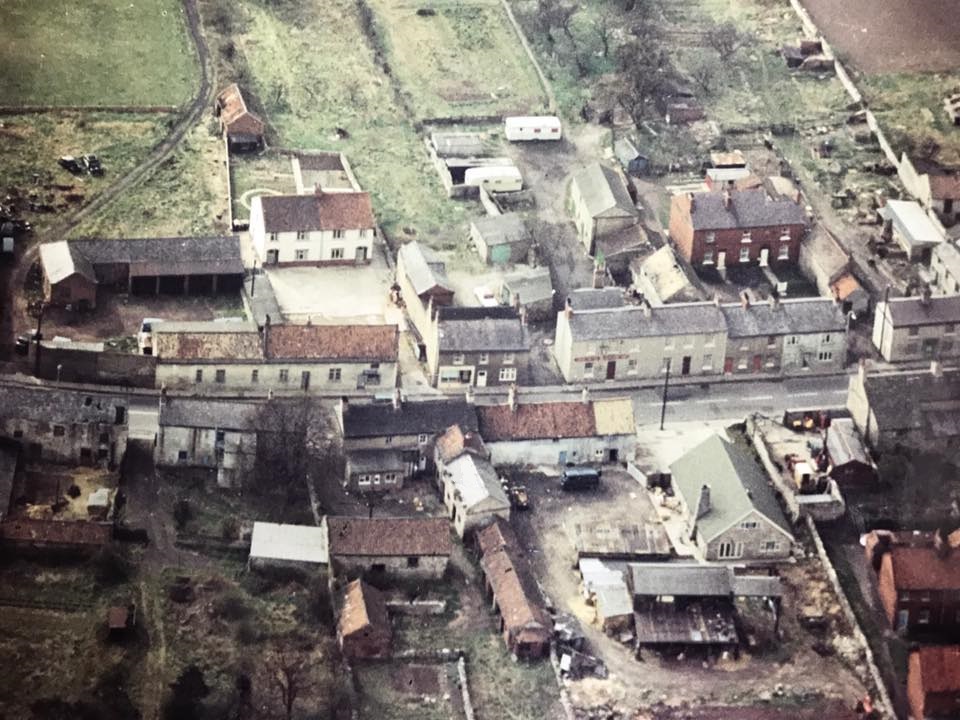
[368, 0, 547, 120]
[0, 112, 172, 235]
[221, 0, 469, 241]
[70, 121, 230, 239]
[0, 0, 197, 106]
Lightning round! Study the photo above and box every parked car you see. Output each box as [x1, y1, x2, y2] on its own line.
[83, 154, 103, 176]
[58, 155, 84, 175]
[560, 467, 601, 492]
[137, 318, 165, 355]
[14, 329, 40, 356]
[507, 485, 530, 510]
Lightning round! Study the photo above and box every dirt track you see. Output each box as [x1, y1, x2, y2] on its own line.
[800, 0, 960, 74]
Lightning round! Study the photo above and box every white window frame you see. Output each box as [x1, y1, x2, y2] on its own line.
[502, 352, 515, 365]
[778, 244, 790, 259]
[741, 230, 752, 243]
[278, 369, 290, 383]
[499, 367, 517, 382]
[478, 352, 489, 365]
[333, 229, 344, 239]
[295, 248, 308, 261]
[452, 353, 466, 365]
[703, 249, 715, 265]
[328, 367, 342, 382]
[739, 247, 750, 262]
[740, 520, 759, 530]
[717, 541, 744, 559]
[296, 230, 306, 241]
[705, 232, 716, 244]
[269, 232, 278, 243]
[584, 361, 594, 377]
[330, 247, 344, 260]
[357, 475, 371, 487]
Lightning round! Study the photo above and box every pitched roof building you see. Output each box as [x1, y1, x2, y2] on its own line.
[908, 645, 960, 720]
[469, 214, 533, 265]
[879, 199, 945, 261]
[338, 578, 392, 659]
[568, 163, 640, 255]
[670, 434, 793, 562]
[872, 294, 960, 362]
[215, 83, 265, 149]
[249, 522, 330, 570]
[441, 452, 510, 538]
[325, 516, 451, 579]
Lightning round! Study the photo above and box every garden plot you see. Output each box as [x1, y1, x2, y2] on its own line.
[368, 0, 548, 120]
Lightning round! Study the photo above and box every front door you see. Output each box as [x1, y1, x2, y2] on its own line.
[606, 360, 617, 380]
[266, 249, 279, 265]
[558, 450, 567, 465]
[681, 356, 691, 375]
[476, 369, 487, 387]
[896, 610, 909, 631]
[752, 354, 762, 372]
[759, 247, 769, 267]
[717, 251, 726, 270]
[723, 357, 734, 374]
[355, 246, 368, 262]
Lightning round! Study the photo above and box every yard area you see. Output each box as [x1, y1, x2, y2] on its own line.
[229, 151, 297, 225]
[0, 0, 197, 106]
[0, 112, 172, 235]
[203, 0, 470, 242]
[69, 121, 231, 239]
[367, 0, 547, 120]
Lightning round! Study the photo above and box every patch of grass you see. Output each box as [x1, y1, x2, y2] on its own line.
[355, 664, 454, 720]
[368, 0, 547, 120]
[229, 150, 296, 223]
[71, 121, 230, 239]
[0, 0, 197, 106]
[0, 112, 171, 235]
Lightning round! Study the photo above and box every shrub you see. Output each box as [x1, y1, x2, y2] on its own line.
[67, 484, 81, 499]
[236, 620, 258, 645]
[93, 547, 132, 585]
[173, 498, 191, 530]
[213, 590, 251, 622]
[220, 516, 240, 541]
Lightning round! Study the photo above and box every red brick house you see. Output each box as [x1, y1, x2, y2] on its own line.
[669, 188, 807, 269]
[864, 529, 960, 635]
[337, 579, 391, 659]
[215, 83, 265, 151]
[908, 645, 960, 720]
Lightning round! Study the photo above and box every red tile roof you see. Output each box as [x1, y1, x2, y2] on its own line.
[476, 516, 517, 556]
[477, 401, 596, 441]
[327, 517, 452, 557]
[912, 645, 960, 693]
[929, 173, 960, 201]
[260, 191, 375, 233]
[338, 579, 390, 637]
[888, 545, 960, 590]
[435, 424, 487, 464]
[216, 83, 264, 137]
[0, 518, 111, 547]
[267, 324, 397, 362]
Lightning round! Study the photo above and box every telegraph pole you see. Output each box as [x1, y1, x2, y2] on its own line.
[659, 358, 671, 430]
[33, 302, 46, 378]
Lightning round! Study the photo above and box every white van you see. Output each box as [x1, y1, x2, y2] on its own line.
[504, 115, 562, 142]
[138, 318, 165, 355]
[463, 165, 523, 192]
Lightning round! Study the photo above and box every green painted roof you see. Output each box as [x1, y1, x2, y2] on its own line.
[669, 434, 791, 542]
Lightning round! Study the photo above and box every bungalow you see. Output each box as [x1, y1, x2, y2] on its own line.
[250, 189, 376, 266]
[441, 451, 510, 538]
[395, 241, 454, 346]
[879, 200, 945, 262]
[470, 214, 533, 265]
[153, 320, 398, 393]
[865, 529, 960, 635]
[568, 163, 640, 256]
[39, 236, 244, 310]
[155, 397, 262, 488]
[847, 362, 960, 451]
[871, 294, 960, 363]
[669, 434, 794, 562]
[477, 519, 551, 660]
[249, 521, 329, 572]
[476, 390, 636, 466]
[427, 306, 530, 389]
[215, 83, 265, 151]
[669, 188, 807, 268]
[0, 385, 127, 468]
[325, 516, 452, 580]
[338, 579, 392, 660]
[338, 395, 478, 479]
[908, 646, 960, 720]
[630, 245, 702, 306]
[498, 266, 555, 322]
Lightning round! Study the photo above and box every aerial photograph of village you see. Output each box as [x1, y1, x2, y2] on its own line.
[2, 0, 960, 718]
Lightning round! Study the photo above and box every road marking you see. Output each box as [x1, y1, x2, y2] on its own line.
[741, 395, 774, 401]
[694, 397, 730, 404]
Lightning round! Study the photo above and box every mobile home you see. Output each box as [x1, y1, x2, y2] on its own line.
[504, 116, 562, 142]
[463, 165, 523, 192]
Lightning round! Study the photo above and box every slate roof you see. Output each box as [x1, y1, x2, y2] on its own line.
[74, 236, 243, 276]
[566, 287, 625, 311]
[628, 562, 783, 598]
[470, 214, 531, 247]
[326, 516, 452, 557]
[346, 449, 406, 474]
[879, 200, 945, 250]
[911, 646, 960, 694]
[720, 297, 847, 338]
[2, 385, 126, 425]
[669, 434, 792, 542]
[398, 241, 453, 297]
[158, 397, 266, 431]
[687, 188, 807, 231]
[445, 453, 509, 511]
[858, 367, 960, 436]
[436, 307, 529, 353]
[477, 401, 596, 441]
[571, 163, 639, 219]
[341, 399, 478, 439]
[259, 191, 375, 233]
[500, 266, 554, 305]
[39, 241, 96, 284]
[430, 132, 490, 158]
[825, 418, 871, 467]
[882, 295, 960, 327]
[567, 302, 726, 341]
[266, 324, 398, 362]
[339, 579, 390, 637]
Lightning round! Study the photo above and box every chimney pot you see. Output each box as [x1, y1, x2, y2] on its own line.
[696, 484, 711, 518]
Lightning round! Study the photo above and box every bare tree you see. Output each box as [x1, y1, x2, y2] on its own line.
[689, 52, 720, 95]
[707, 21, 743, 61]
[616, 39, 669, 125]
[267, 645, 313, 720]
[594, 7, 615, 59]
[537, 0, 578, 45]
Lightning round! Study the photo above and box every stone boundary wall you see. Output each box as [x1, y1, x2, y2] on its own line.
[0, 105, 178, 115]
[805, 515, 895, 719]
[498, 0, 556, 114]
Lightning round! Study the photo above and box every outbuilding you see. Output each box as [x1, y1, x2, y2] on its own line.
[470, 214, 532, 265]
[249, 522, 330, 572]
[504, 116, 562, 142]
[338, 579, 391, 660]
[498, 266, 555, 321]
